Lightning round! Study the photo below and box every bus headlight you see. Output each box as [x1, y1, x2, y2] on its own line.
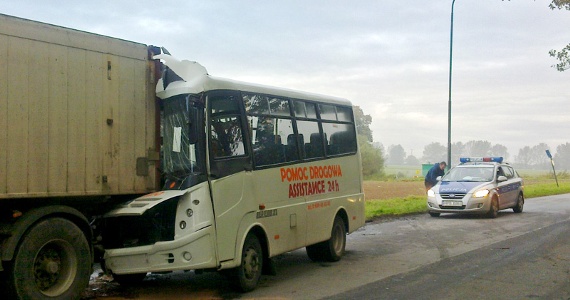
[473, 189, 489, 198]
[427, 189, 435, 197]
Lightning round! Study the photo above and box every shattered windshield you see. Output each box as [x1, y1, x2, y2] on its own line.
[442, 166, 495, 182]
[162, 95, 202, 177]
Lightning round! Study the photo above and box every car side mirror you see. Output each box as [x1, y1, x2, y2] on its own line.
[436, 176, 442, 181]
[497, 175, 508, 182]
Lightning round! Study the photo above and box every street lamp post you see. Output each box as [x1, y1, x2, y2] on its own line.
[447, 0, 456, 167]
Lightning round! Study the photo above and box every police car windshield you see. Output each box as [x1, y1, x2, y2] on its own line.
[442, 166, 494, 182]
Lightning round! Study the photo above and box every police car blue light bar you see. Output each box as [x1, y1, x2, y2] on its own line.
[460, 157, 503, 163]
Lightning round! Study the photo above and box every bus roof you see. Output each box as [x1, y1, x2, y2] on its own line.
[155, 54, 352, 106]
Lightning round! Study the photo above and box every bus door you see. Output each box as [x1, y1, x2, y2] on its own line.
[207, 91, 253, 262]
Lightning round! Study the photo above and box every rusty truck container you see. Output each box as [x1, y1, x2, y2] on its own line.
[0, 14, 160, 199]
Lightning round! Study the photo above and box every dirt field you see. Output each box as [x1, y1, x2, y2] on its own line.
[363, 180, 425, 200]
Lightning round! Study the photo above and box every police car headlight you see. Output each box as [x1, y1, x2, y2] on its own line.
[473, 189, 490, 198]
[427, 189, 435, 197]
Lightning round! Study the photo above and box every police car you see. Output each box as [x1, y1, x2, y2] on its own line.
[427, 157, 524, 218]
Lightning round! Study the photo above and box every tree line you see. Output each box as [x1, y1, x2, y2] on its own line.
[383, 141, 570, 170]
[353, 106, 570, 178]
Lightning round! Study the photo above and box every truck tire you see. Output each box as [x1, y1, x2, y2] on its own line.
[6, 218, 91, 300]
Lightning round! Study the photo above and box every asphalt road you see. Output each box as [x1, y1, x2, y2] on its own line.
[84, 193, 570, 299]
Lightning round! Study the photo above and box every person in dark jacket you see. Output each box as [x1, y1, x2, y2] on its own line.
[425, 161, 447, 191]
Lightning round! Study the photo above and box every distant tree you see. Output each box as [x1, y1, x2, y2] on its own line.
[490, 144, 509, 160]
[372, 142, 385, 156]
[515, 146, 533, 168]
[358, 135, 385, 177]
[451, 142, 465, 165]
[422, 142, 446, 164]
[516, 143, 550, 169]
[554, 142, 570, 170]
[405, 155, 420, 166]
[463, 140, 492, 157]
[529, 143, 550, 168]
[353, 106, 373, 142]
[548, 0, 570, 71]
[386, 144, 406, 165]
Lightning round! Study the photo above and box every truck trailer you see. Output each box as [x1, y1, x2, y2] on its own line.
[0, 14, 161, 299]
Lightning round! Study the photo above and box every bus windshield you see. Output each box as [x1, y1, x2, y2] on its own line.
[162, 94, 204, 178]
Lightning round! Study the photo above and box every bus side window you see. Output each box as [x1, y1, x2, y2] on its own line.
[285, 134, 300, 161]
[210, 116, 245, 158]
[323, 123, 356, 155]
[306, 133, 324, 158]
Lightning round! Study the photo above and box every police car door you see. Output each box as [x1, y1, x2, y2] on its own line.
[497, 166, 517, 208]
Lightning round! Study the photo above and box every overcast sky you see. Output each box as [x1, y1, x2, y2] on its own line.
[3, 0, 569, 161]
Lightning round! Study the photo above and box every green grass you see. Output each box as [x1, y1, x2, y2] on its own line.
[365, 179, 570, 221]
[524, 181, 570, 198]
[365, 196, 425, 220]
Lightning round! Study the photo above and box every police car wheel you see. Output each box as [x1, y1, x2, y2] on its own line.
[487, 197, 499, 218]
[513, 193, 524, 213]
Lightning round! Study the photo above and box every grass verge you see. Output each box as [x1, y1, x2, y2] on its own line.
[365, 180, 570, 221]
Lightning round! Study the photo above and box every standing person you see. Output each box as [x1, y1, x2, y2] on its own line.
[425, 161, 447, 191]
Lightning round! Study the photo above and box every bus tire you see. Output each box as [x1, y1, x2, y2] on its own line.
[236, 233, 263, 292]
[324, 215, 346, 262]
[306, 215, 346, 262]
[6, 218, 91, 300]
[305, 243, 324, 262]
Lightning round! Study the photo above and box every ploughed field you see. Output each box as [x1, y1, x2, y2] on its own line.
[363, 180, 425, 200]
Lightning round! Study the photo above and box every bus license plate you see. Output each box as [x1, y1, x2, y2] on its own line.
[442, 200, 462, 206]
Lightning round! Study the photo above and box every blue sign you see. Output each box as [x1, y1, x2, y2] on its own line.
[546, 150, 552, 159]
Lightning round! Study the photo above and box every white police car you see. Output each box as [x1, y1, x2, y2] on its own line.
[427, 157, 524, 218]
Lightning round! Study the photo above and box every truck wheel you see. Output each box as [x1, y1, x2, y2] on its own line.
[7, 218, 91, 300]
[236, 233, 263, 292]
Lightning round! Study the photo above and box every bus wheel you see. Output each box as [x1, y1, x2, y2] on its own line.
[306, 215, 346, 262]
[305, 243, 324, 262]
[236, 233, 263, 292]
[7, 218, 91, 300]
[325, 216, 346, 261]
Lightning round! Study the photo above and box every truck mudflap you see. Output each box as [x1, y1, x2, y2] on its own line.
[104, 190, 186, 217]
